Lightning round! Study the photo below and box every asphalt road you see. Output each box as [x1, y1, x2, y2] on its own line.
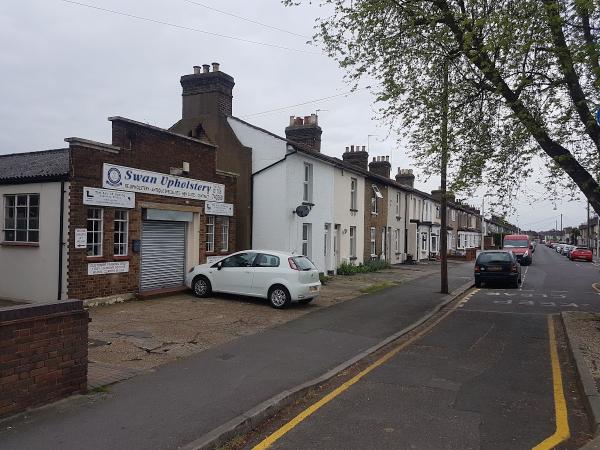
[248, 245, 598, 449]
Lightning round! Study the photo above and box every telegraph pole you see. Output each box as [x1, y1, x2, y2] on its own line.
[440, 59, 449, 294]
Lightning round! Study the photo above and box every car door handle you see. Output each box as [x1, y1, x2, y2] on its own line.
[245, 271, 252, 274]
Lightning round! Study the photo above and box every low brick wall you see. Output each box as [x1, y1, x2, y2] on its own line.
[0, 300, 88, 418]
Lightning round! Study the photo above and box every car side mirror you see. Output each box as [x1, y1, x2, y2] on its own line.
[217, 262, 223, 270]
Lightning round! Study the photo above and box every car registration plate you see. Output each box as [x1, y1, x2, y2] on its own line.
[487, 266, 502, 272]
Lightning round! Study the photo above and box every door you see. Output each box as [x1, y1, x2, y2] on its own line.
[334, 224, 341, 269]
[141, 221, 186, 291]
[252, 253, 282, 297]
[210, 252, 257, 295]
[324, 223, 332, 273]
[381, 227, 386, 260]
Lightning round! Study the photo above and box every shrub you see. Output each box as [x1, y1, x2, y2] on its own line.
[337, 260, 391, 275]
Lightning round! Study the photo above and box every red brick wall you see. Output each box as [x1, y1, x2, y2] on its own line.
[0, 301, 87, 418]
[67, 119, 237, 299]
[363, 179, 389, 261]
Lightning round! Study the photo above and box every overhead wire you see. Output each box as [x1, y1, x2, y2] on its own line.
[58, 0, 320, 54]
[241, 89, 362, 118]
[181, 0, 311, 39]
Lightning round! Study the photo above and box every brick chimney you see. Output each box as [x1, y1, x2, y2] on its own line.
[369, 156, 391, 178]
[395, 168, 415, 187]
[180, 63, 235, 117]
[342, 145, 369, 170]
[431, 189, 455, 203]
[285, 114, 322, 152]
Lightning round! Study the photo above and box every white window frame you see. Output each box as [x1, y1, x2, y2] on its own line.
[302, 223, 311, 257]
[350, 178, 357, 210]
[206, 216, 215, 253]
[3, 193, 40, 243]
[395, 193, 400, 217]
[349, 226, 356, 258]
[421, 232, 427, 251]
[114, 209, 128, 256]
[221, 217, 229, 252]
[371, 185, 382, 215]
[451, 209, 456, 221]
[370, 227, 376, 256]
[303, 163, 313, 203]
[87, 207, 103, 256]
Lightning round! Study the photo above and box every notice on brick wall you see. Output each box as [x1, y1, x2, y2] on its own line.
[74, 228, 87, 249]
[88, 261, 129, 276]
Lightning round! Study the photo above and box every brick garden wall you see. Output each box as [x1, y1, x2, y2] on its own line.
[0, 300, 88, 418]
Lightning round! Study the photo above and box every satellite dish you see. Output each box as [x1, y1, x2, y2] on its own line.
[295, 205, 310, 217]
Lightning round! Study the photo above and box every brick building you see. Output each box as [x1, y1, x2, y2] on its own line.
[0, 116, 238, 303]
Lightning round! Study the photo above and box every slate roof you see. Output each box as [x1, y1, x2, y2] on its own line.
[0, 148, 70, 184]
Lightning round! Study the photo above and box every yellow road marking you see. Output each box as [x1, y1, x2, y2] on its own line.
[592, 282, 600, 293]
[532, 316, 570, 450]
[253, 292, 470, 450]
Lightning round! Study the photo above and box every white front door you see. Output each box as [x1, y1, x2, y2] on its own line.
[324, 223, 331, 272]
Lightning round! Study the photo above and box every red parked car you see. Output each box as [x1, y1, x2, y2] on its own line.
[569, 247, 593, 262]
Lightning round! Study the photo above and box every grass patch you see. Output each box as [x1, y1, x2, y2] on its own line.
[360, 281, 399, 294]
[216, 435, 246, 450]
[337, 260, 392, 275]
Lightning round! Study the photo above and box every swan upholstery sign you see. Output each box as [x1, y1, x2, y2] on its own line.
[102, 163, 225, 202]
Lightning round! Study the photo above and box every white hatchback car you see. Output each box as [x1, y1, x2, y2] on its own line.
[185, 250, 321, 309]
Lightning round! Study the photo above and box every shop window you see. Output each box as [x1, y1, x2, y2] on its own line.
[349, 226, 356, 258]
[114, 209, 128, 256]
[3, 194, 39, 243]
[206, 216, 215, 253]
[302, 223, 311, 257]
[87, 208, 103, 256]
[221, 217, 229, 252]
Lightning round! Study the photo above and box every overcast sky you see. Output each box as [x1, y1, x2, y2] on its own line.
[0, 0, 590, 231]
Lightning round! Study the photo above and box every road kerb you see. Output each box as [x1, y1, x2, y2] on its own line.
[180, 280, 475, 450]
[561, 312, 600, 436]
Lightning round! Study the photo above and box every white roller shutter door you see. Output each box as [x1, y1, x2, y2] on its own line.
[141, 221, 186, 291]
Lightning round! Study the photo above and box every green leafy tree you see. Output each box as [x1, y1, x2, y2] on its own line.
[286, 0, 600, 213]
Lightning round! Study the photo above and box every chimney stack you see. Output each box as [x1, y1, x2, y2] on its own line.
[395, 168, 415, 187]
[180, 63, 235, 117]
[342, 144, 369, 170]
[285, 114, 322, 152]
[369, 155, 392, 178]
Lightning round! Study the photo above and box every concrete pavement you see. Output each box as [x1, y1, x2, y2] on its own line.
[0, 262, 473, 450]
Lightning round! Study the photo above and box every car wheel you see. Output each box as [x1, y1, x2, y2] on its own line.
[299, 298, 314, 305]
[192, 276, 212, 298]
[475, 280, 482, 288]
[268, 285, 291, 309]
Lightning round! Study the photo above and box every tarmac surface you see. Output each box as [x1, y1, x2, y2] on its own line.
[245, 245, 598, 449]
[0, 262, 472, 450]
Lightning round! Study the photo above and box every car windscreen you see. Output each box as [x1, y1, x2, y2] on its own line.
[503, 239, 528, 248]
[293, 256, 316, 271]
[477, 253, 512, 264]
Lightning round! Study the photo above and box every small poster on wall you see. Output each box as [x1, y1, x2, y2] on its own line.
[74, 228, 87, 249]
[88, 261, 129, 276]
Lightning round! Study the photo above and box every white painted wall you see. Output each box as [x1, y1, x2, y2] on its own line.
[0, 182, 69, 303]
[333, 168, 365, 266]
[228, 118, 287, 173]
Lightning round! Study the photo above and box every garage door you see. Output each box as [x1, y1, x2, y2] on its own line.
[141, 221, 186, 291]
